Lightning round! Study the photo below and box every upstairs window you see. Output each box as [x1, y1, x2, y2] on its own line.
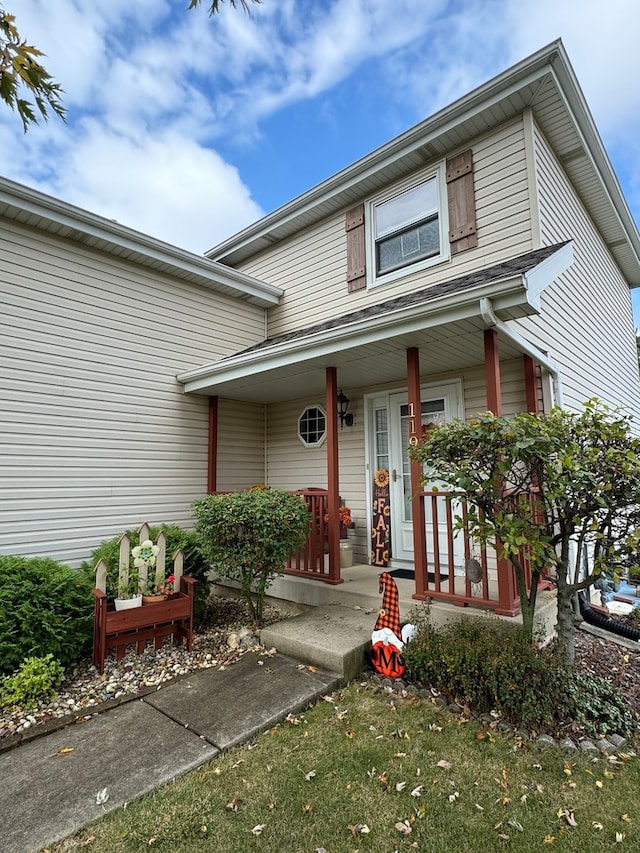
[366, 166, 448, 288]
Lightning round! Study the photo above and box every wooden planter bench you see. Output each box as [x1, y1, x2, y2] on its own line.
[92, 576, 196, 674]
[91, 524, 197, 674]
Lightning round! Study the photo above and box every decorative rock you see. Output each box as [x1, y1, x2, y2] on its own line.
[608, 733, 627, 749]
[559, 738, 578, 751]
[579, 740, 599, 752]
[536, 734, 557, 748]
[595, 738, 616, 754]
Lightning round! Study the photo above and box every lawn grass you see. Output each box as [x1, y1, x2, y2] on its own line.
[50, 681, 640, 852]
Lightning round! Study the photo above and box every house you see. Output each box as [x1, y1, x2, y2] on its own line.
[2, 41, 639, 618]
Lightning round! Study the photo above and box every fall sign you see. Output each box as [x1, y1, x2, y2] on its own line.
[371, 469, 391, 567]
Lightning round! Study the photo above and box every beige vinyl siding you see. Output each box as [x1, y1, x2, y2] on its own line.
[263, 360, 527, 563]
[512, 123, 640, 424]
[236, 119, 533, 337]
[0, 221, 265, 566]
[217, 399, 266, 491]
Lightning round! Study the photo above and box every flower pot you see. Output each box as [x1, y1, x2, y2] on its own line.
[114, 594, 143, 611]
[143, 593, 168, 605]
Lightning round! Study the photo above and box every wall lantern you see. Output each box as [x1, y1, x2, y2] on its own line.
[337, 389, 354, 428]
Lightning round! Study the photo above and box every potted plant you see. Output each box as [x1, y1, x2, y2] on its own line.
[113, 569, 142, 611]
[142, 573, 176, 605]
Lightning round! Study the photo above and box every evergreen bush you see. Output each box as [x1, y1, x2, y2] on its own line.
[0, 555, 93, 675]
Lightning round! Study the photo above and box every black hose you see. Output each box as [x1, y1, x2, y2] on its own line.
[578, 591, 640, 641]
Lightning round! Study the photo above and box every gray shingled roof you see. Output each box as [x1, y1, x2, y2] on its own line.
[231, 243, 568, 359]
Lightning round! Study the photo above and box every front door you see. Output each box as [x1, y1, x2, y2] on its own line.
[368, 382, 462, 567]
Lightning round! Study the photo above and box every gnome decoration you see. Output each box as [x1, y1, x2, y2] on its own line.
[369, 571, 415, 678]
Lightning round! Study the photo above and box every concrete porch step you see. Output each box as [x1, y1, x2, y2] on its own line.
[260, 603, 376, 682]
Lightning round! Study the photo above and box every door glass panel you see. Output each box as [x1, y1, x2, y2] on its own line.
[374, 408, 389, 473]
[399, 400, 446, 522]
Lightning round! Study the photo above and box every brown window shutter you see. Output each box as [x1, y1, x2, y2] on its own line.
[446, 149, 477, 255]
[345, 203, 366, 292]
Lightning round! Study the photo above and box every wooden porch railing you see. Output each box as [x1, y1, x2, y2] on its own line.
[285, 489, 333, 580]
[411, 490, 538, 616]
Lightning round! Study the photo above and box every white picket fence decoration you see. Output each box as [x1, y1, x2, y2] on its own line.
[94, 523, 184, 596]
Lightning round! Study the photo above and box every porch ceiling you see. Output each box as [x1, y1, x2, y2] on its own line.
[181, 315, 523, 403]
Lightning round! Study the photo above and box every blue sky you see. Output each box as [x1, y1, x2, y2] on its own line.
[2, 0, 640, 323]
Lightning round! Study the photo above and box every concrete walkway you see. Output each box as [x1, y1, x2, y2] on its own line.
[1, 644, 346, 853]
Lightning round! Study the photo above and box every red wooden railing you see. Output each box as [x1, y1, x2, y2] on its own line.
[286, 489, 333, 579]
[411, 490, 542, 616]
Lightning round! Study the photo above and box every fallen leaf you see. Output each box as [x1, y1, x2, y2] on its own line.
[508, 819, 523, 832]
[225, 797, 243, 812]
[302, 802, 313, 814]
[497, 833, 510, 841]
[251, 824, 265, 836]
[411, 785, 424, 798]
[79, 837, 95, 847]
[563, 810, 578, 828]
[475, 803, 485, 811]
[95, 788, 109, 806]
[348, 823, 370, 835]
[395, 820, 412, 836]
[304, 770, 316, 781]
[345, 729, 356, 738]
[596, 780, 604, 789]
[56, 747, 74, 757]
[616, 832, 625, 842]
[592, 822, 603, 830]
[396, 781, 407, 792]
[436, 760, 452, 770]
[622, 814, 631, 823]
[543, 834, 555, 844]
[448, 791, 459, 803]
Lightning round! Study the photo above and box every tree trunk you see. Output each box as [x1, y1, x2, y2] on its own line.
[555, 570, 576, 668]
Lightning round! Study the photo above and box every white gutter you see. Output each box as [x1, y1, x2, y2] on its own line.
[480, 296, 564, 407]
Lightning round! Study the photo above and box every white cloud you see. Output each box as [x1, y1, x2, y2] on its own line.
[50, 122, 264, 252]
[1, 0, 638, 259]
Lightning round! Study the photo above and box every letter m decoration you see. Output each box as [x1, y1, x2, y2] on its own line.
[370, 641, 405, 678]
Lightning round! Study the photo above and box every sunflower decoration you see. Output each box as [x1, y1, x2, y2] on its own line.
[374, 469, 390, 488]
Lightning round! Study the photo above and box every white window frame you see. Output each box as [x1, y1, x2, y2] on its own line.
[297, 405, 327, 448]
[365, 163, 449, 289]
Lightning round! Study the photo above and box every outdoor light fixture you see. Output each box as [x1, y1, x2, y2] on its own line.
[337, 389, 353, 428]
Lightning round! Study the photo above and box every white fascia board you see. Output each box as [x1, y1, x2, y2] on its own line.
[178, 277, 529, 394]
[0, 177, 282, 307]
[548, 62, 640, 281]
[523, 241, 574, 310]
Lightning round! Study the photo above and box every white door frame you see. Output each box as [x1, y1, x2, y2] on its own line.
[364, 380, 463, 567]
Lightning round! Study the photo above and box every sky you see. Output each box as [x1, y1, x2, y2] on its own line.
[2, 0, 640, 321]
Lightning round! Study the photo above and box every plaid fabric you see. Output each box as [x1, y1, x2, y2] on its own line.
[374, 571, 401, 640]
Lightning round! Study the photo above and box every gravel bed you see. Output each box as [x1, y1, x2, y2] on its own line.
[0, 596, 289, 743]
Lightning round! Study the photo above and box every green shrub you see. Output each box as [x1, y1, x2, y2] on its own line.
[561, 672, 638, 737]
[0, 654, 65, 710]
[81, 524, 211, 628]
[0, 555, 93, 676]
[403, 615, 565, 729]
[193, 489, 310, 627]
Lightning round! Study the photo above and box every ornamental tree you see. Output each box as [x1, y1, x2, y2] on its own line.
[410, 400, 640, 666]
[193, 488, 310, 627]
